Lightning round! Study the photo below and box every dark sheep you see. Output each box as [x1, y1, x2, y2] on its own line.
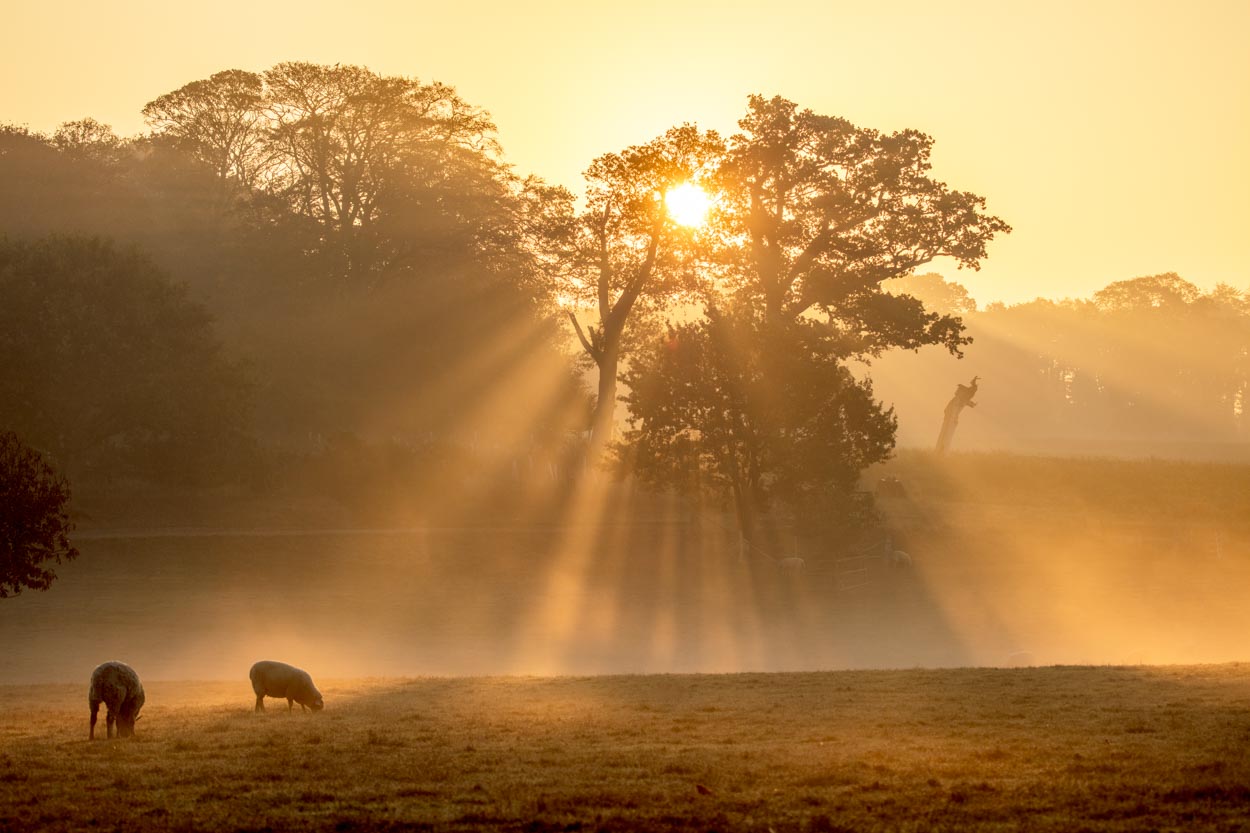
[88, 661, 145, 740]
[249, 660, 324, 712]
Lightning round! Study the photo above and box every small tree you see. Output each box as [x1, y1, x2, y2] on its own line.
[622, 308, 895, 546]
[0, 431, 78, 597]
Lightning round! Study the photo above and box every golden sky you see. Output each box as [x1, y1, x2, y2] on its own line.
[2, 0, 1246, 304]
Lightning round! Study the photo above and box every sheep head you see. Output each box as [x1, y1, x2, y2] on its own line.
[117, 709, 140, 738]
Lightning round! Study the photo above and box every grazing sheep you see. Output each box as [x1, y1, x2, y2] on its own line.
[88, 661, 144, 740]
[250, 660, 324, 713]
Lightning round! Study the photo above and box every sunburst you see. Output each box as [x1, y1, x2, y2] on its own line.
[665, 182, 712, 228]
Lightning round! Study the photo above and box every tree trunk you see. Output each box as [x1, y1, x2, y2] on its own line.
[732, 479, 760, 563]
[589, 342, 620, 456]
[936, 377, 979, 453]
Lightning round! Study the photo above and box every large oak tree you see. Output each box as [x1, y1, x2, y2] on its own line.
[623, 96, 1010, 545]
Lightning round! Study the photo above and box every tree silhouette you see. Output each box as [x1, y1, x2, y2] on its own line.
[623, 308, 895, 544]
[0, 431, 78, 598]
[144, 62, 504, 280]
[142, 69, 273, 206]
[716, 95, 1009, 338]
[884, 272, 978, 316]
[867, 276, 1250, 452]
[622, 96, 1010, 545]
[6, 84, 582, 463]
[561, 125, 724, 450]
[0, 236, 251, 484]
[1093, 272, 1201, 312]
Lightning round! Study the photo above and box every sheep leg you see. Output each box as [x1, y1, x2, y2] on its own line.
[287, 697, 294, 711]
[89, 703, 99, 740]
[106, 710, 115, 739]
[255, 694, 265, 713]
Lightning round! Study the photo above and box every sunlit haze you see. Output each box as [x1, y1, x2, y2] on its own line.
[664, 183, 712, 228]
[2, 1, 1247, 304]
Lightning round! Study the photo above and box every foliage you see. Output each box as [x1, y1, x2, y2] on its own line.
[138, 65, 588, 450]
[3, 68, 584, 466]
[0, 431, 78, 597]
[143, 62, 516, 282]
[623, 308, 894, 539]
[1093, 271, 1202, 312]
[884, 271, 978, 315]
[715, 95, 1009, 341]
[141, 69, 272, 191]
[621, 97, 1009, 540]
[559, 125, 725, 443]
[0, 119, 269, 305]
[0, 236, 252, 484]
[0, 85, 1049, 522]
[49, 118, 122, 160]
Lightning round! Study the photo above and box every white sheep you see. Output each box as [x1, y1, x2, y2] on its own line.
[249, 660, 324, 712]
[89, 661, 145, 740]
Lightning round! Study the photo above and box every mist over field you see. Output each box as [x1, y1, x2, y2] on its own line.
[3, 452, 1247, 686]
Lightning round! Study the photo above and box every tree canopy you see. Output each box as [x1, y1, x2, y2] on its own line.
[884, 272, 978, 316]
[559, 124, 725, 446]
[0, 431, 78, 597]
[0, 236, 252, 484]
[715, 95, 1008, 349]
[3, 68, 583, 462]
[143, 62, 511, 281]
[623, 309, 896, 542]
[620, 97, 1011, 543]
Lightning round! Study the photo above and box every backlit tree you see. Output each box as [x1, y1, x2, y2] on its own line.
[0, 431, 78, 598]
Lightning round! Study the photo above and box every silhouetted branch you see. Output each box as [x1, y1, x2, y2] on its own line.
[568, 311, 602, 364]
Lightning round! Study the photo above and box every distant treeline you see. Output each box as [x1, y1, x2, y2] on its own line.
[876, 274, 1250, 455]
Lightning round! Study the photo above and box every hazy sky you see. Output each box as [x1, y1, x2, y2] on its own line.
[2, 0, 1246, 304]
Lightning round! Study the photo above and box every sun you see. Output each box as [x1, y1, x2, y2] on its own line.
[664, 182, 712, 228]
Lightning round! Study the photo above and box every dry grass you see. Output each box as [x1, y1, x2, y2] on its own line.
[2, 665, 1249, 831]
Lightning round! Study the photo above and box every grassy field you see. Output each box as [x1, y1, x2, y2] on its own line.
[2, 665, 1248, 831]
